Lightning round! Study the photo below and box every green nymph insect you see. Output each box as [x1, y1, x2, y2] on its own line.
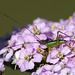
[45, 31, 71, 48]
[0, 11, 72, 50]
[45, 40, 66, 48]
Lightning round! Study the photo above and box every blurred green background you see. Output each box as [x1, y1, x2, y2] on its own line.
[0, 0, 75, 75]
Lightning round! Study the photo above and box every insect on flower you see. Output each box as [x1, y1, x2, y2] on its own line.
[0, 11, 73, 51]
[45, 31, 72, 48]
[1, 11, 75, 75]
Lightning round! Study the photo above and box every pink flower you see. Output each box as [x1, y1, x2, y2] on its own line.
[31, 64, 54, 75]
[16, 48, 43, 72]
[0, 59, 5, 72]
[0, 47, 13, 62]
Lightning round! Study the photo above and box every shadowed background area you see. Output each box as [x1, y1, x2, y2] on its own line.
[0, 0, 75, 75]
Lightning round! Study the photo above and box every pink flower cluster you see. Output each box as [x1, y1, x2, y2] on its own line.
[0, 13, 75, 75]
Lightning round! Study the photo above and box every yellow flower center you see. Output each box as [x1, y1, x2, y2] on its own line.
[69, 16, 72, 19]
[58, 52, 61, 56]
[52, 25, 54, 30]
[38, 48, 42, 52]
[33, 27, 36, 32]
[24, 56, 27, 59]
[35, 25, 37, 30]
[68, 44, 71, 48]
[57, 25, 59, 28]
[61, 26, 63, 30]
[32, 25, 40, 35]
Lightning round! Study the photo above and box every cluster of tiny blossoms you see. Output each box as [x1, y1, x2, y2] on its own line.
[0, 13, 75, 75]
